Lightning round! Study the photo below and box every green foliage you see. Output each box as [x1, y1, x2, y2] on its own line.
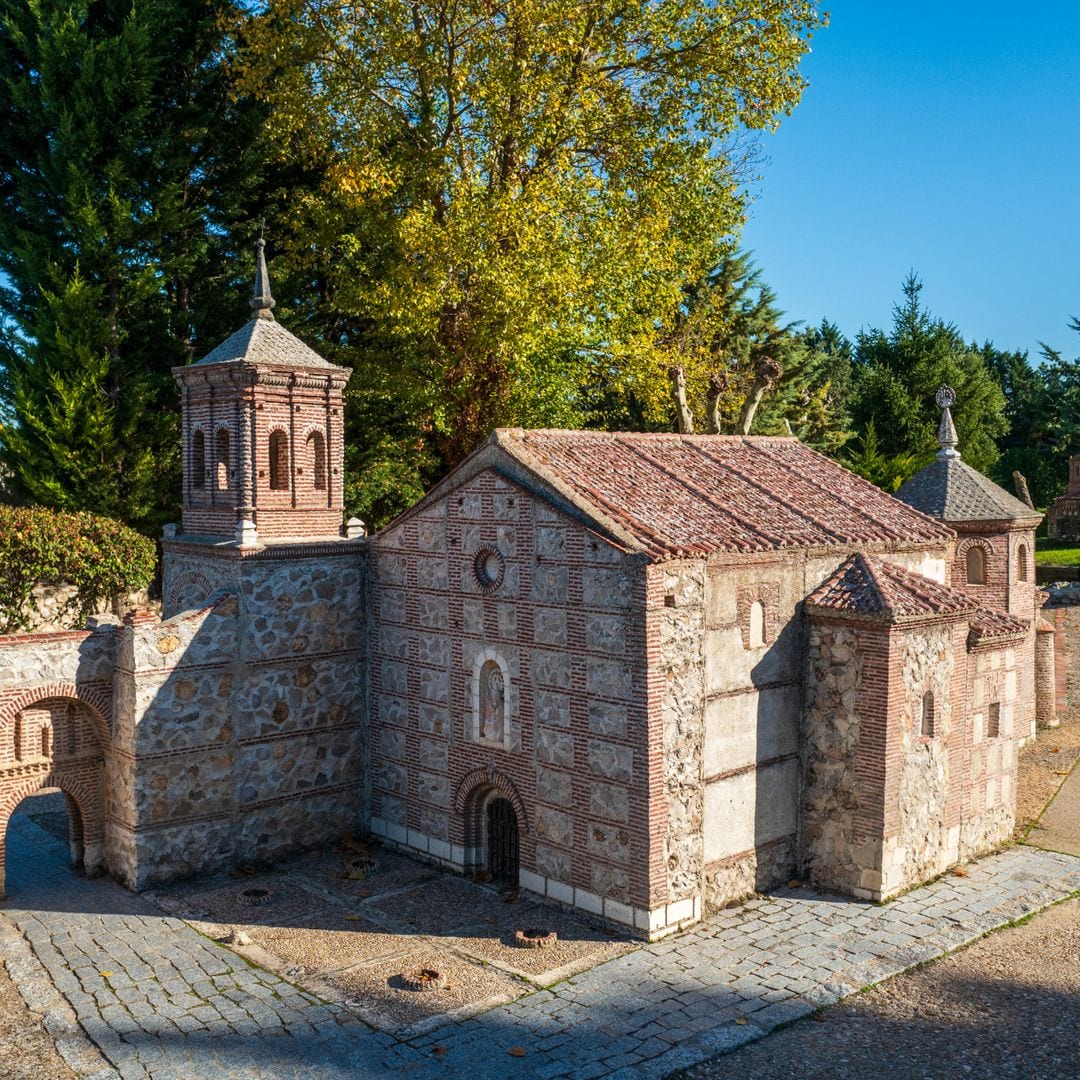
[235, 0, 825, 495]
[1035, 539, 1080, 567]
[0, 0, 270, 531]
[584, 252, 852, 451]
[849, 273, 1008, 476]
[0, 505, 156, 632]
[980, 321, 1080, 508]
[841, 421, 926, 492]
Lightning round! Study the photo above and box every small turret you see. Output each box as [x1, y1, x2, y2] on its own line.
[172, 235, 351, 544]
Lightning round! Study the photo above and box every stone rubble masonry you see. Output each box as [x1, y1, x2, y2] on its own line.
[665, 543, 954, 919]
[802, 605, 1023, 901]
[0, 535, 368, 895]
[115, 539, 368, 888]
[19, 582, 155, 634]
[1040, 586, 1080, 720]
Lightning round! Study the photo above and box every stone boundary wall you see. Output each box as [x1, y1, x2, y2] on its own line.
[120, 543, 368, 889]
[19, 584, 155, 634]
[1042, 586, 1080, 714]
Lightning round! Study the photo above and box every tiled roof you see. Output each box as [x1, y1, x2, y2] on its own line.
[193, 316, 337, 369]
[806, 554, 978, 621]
[967, 607, 1030, 645]
[896, 456, 1040, 525]
[493, 430, 954, 560]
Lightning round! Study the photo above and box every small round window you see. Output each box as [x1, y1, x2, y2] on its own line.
[473, 546, 505, 593]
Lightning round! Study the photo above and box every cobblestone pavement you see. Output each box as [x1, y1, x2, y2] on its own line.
[3, 812, 1080, 1080]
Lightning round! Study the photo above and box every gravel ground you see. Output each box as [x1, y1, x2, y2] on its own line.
[0, 956, 76, 1080]
[675, 896, 1080, 1080]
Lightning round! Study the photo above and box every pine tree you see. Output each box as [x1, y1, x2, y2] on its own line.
[849, 274, 1007, 478]
[0, 0, 266, 530]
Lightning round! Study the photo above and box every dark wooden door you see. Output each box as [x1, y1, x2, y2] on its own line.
[486, 797, 519, 885]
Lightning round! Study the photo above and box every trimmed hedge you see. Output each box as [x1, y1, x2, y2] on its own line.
[0, 505, 157, 633]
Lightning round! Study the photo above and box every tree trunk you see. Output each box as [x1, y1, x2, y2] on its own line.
[668, 366, 694, 434]
[737, 356, 781, 436]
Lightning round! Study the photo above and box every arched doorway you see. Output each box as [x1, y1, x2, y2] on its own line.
[0, 695, 107, 897]
[486, 796, 519, 886]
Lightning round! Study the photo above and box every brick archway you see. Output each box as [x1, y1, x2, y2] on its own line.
[0, 694, 108, 897]
[455, 768, 529, 870]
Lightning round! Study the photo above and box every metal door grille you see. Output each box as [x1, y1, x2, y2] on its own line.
[486, 797, 519, 885]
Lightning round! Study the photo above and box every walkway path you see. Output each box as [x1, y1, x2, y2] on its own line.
[1028, 755, 1080, 858]
[3, 813, 1080, 1080]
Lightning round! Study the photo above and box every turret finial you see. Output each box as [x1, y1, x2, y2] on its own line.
[935, 385, 959, 459]
[250, 223, 276, 319]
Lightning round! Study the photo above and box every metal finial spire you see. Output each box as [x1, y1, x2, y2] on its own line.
[935, 385, 959, 459]
[250, 224, 276, 319]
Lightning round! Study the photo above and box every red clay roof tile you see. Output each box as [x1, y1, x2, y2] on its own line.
[806, 554, 977, 620]
[494, 430, 953, 559]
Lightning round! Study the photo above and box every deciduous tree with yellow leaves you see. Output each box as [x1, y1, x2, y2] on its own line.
[235, 0, 824, 522]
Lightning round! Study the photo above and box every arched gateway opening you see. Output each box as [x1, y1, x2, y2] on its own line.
[455, 768, 528, 889]
[0, 695, 107, 898]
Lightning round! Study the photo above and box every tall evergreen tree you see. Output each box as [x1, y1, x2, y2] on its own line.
[0, 0, 267, 529]
[849, 273, 1007, 479]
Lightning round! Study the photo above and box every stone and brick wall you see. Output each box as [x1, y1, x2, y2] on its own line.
[368, 469, 655, 932]
[110, 541, 368, 889]
[803, 609, 1022, 901]
[0, 624, 118, 894]
[950, 522, 1037, 741]
[690, 545, 950, 913]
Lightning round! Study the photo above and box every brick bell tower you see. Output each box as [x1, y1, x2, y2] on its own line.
[172, 236, 351, 546]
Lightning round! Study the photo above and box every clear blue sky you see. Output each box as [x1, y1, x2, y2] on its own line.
[742, 2, 1080, 360]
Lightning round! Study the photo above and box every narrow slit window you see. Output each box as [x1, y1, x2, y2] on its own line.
[13, 714, 22, 761]
[269, 431, 289, 490]
[987, 702, 1001, 738]
[308, 431, 327, 491]
[966, 546, 986, 585]
[191, 430, 205, 489]
[41, 725, 51, 757]
[215, 428, 230, 491]
[921, 691, 935, 737]
[1017, 544, 1029, 583]
[748, 601, 765, 648]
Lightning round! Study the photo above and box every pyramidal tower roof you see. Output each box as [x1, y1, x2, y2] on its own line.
[895, 386, 1041, 525]
[192, 234, 337, 370]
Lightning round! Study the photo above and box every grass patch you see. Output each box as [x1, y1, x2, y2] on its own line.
[1035, 539, 1080, 566]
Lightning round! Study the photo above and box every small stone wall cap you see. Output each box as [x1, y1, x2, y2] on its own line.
[86, 614, 122, 629]
[162, 523, 178, 539]
[344, 517, 367, 539]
